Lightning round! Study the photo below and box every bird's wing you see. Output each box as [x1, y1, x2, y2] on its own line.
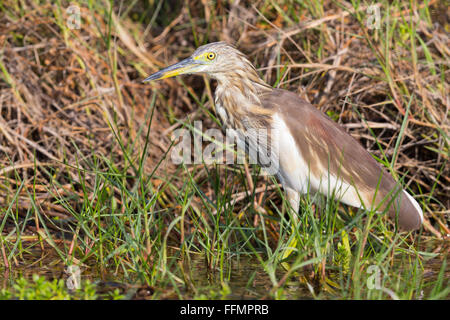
[260, 89, 422, 230]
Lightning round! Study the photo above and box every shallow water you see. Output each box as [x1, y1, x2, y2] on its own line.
[0, 240, 448, 299]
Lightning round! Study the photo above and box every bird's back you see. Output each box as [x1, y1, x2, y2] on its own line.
[260, 89, 423, 230]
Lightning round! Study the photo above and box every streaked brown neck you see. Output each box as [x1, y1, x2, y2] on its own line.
[213, 67, 274, 129]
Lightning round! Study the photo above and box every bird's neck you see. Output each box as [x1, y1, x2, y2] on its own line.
[213, 70, 274, 129]
[214, 68, 271, 95]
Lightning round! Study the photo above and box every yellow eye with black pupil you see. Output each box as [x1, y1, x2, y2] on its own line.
[206, 52, 216, 60]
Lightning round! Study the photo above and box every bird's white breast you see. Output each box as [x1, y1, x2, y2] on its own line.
[215, 101, 368, 210]
[272, 113, 364, 208]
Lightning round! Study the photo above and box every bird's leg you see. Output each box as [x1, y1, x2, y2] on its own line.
[280, 188, 301, 262]
[286, 188, 300, 228]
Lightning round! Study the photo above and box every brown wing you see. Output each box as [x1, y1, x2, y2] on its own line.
[260, 89, 422, 230]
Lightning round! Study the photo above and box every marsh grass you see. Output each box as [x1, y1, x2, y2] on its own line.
[0, 0, 448, 299]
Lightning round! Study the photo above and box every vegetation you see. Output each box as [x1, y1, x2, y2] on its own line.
[0, 0, 448, 299]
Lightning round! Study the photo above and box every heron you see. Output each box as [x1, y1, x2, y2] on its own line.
[144, 42, 423, 231]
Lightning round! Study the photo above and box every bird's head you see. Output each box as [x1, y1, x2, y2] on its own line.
[143, 42, 257, 82]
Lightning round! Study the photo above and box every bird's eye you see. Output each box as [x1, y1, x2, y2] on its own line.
[206, 52, 216, 60]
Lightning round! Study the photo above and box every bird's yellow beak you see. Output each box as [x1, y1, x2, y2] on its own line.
[143, 57, 199, 82]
